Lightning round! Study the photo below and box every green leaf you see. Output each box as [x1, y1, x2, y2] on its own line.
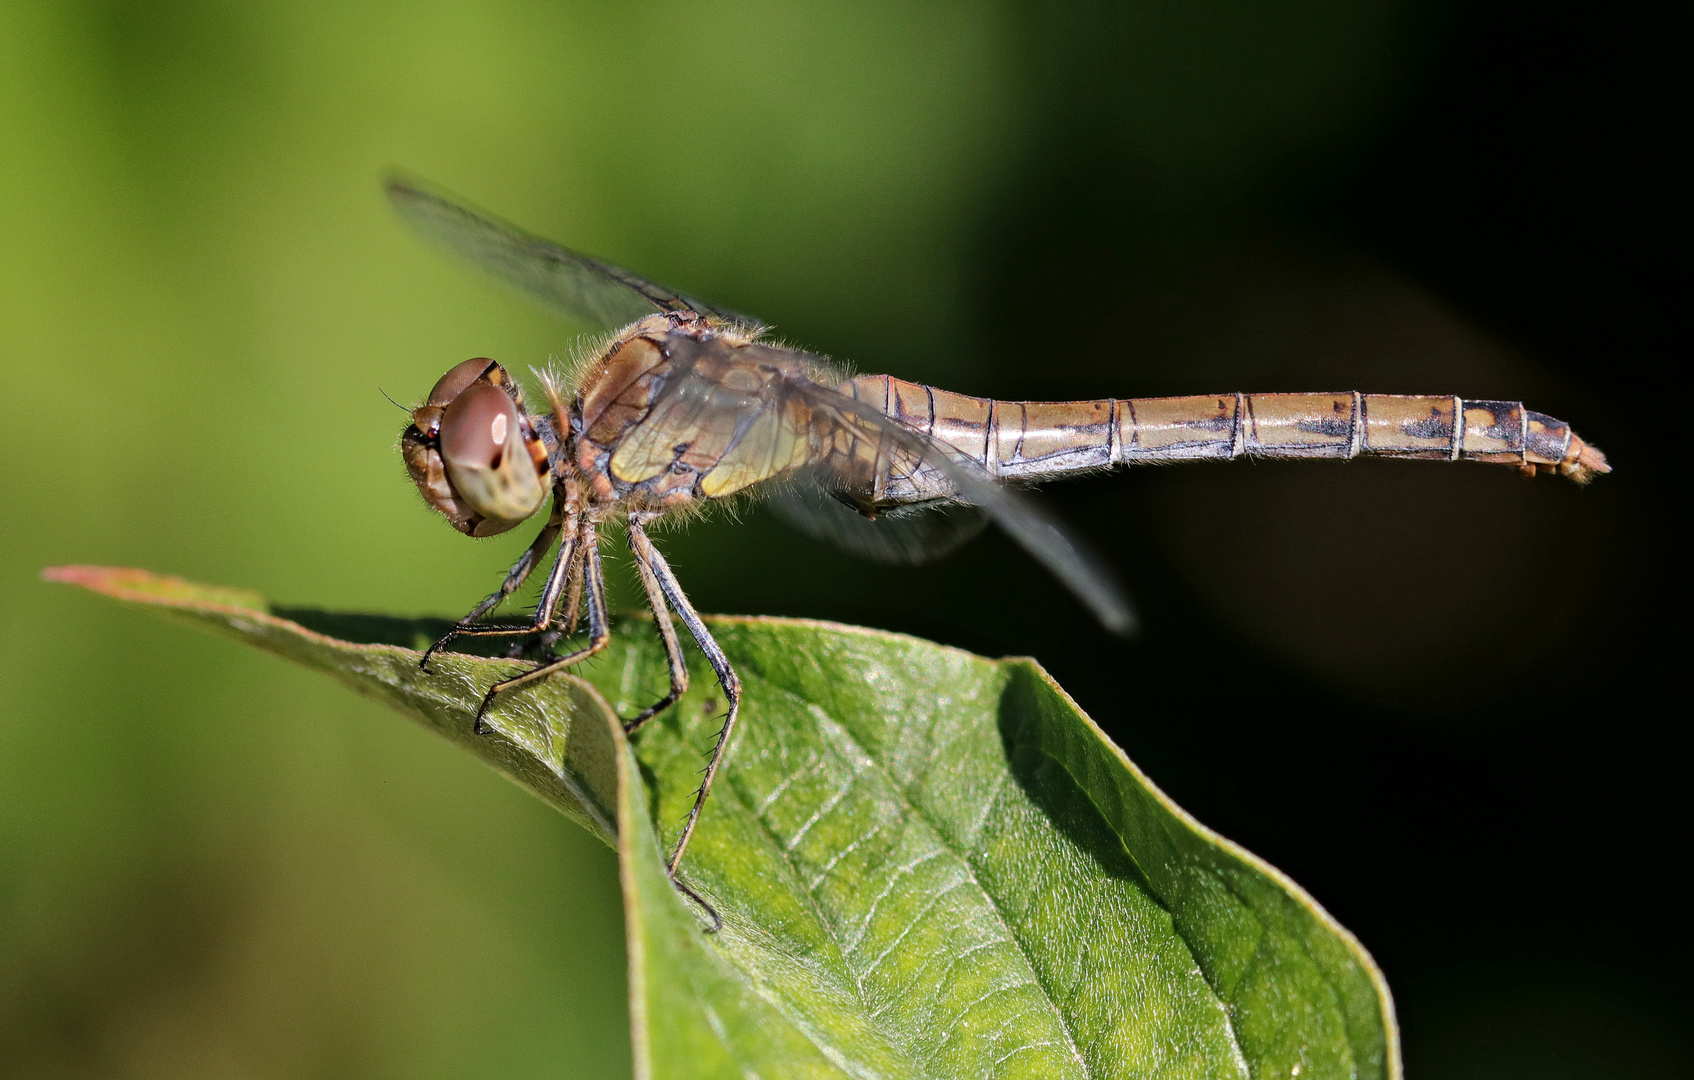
[48, 565, 1400, 1080]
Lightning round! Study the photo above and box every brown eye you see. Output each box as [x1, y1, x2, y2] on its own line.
[428, 357, 498, 407]
[440, 383, 517, 470]
[434, 381, 548, 534]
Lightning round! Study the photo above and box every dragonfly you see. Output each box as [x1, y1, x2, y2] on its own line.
[386, 177, 1608, 925]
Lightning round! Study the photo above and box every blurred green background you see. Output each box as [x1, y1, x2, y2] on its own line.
[1, 1, 1681, 1077]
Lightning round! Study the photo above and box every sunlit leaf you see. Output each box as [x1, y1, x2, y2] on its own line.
[48, 565, 1399, 1080]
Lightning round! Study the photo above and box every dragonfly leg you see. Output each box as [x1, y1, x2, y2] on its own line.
[557, 542, 587, 638]
[421, 504, 567, 671]
[623, 516, 689, 736]
[473, 524, 609, 734]
[627, 527, 741, 894]
[500, 535, 591, 662]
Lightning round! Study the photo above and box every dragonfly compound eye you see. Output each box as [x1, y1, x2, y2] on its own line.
[427, 357, 499, 407]
[402, 365, 548, 538]
[433, 382, 547, 535]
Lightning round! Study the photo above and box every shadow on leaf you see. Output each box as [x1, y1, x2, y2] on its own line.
[998, 663, 1158, 896]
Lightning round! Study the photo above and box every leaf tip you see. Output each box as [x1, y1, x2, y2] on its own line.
[42, 564, 269, 613]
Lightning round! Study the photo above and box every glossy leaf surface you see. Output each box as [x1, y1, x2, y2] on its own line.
[47, 565, 1398, 1080]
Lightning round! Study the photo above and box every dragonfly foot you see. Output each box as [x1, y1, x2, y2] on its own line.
[622, 690, 682, 737]
[671, 875, 721, 933]
[420, 630, 461, 673]
[504, 630, 562, 663]
[472, 687, 499, 736]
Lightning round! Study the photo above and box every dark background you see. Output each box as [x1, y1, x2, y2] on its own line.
[2, 0, 1682, 1076]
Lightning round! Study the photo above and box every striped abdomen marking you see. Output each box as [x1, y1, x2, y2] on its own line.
[842, 377, 1610, 503]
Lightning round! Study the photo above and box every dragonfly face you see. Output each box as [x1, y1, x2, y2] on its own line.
[383, 175, 1607, 929]
[401, 357, 552, 536]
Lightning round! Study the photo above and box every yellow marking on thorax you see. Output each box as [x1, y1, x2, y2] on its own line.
[699, 398, 812, 498]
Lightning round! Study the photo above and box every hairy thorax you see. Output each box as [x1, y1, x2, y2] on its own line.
[571, 314, 815, 516]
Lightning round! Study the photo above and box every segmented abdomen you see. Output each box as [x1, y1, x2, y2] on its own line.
[841, 376, 1609, 503]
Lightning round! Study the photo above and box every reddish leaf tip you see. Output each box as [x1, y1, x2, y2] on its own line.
[42, 565, 269, 613]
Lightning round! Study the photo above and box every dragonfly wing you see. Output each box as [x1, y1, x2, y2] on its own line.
[601, 334, 808, 497]
[631, 340, 986, 561]
[810, 387, 1135, 633]
[745, 361, 1136, 634]
[592, 330, 1136, 633]
[384, 176, 762, 330]
[768, 484, 988, 565]
[610, 349, 763, 486]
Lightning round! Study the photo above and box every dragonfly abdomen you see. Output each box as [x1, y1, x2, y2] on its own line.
[1114, 392, 1607, 478]
[846, 376, 1609, 502]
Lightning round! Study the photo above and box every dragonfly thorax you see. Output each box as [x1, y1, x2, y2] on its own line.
[571, 316, 814, 515]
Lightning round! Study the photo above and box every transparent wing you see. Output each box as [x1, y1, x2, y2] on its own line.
[798, 381, 1135, 634]
[607, 340, 769, 486]
[384, 175, 762, 330]
[767, 486, 988, 565]
[643, 340, 1136, 633]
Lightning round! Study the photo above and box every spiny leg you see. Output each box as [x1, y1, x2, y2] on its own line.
[529, 511, 591, 657]
[424, 501, 582, 659]
[503, 533, 591, 663]
[474, 522, 610, 732]
[439, 523, 576, 684]
[626, 520, 722, 932]
[630, 529, 741, 884]
[557, 540, 588, 638]
[624, 516, 689, 736]
[421, 503, 567, 671]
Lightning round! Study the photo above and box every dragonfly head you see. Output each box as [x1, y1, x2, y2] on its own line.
[401, 358, 551, 536]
